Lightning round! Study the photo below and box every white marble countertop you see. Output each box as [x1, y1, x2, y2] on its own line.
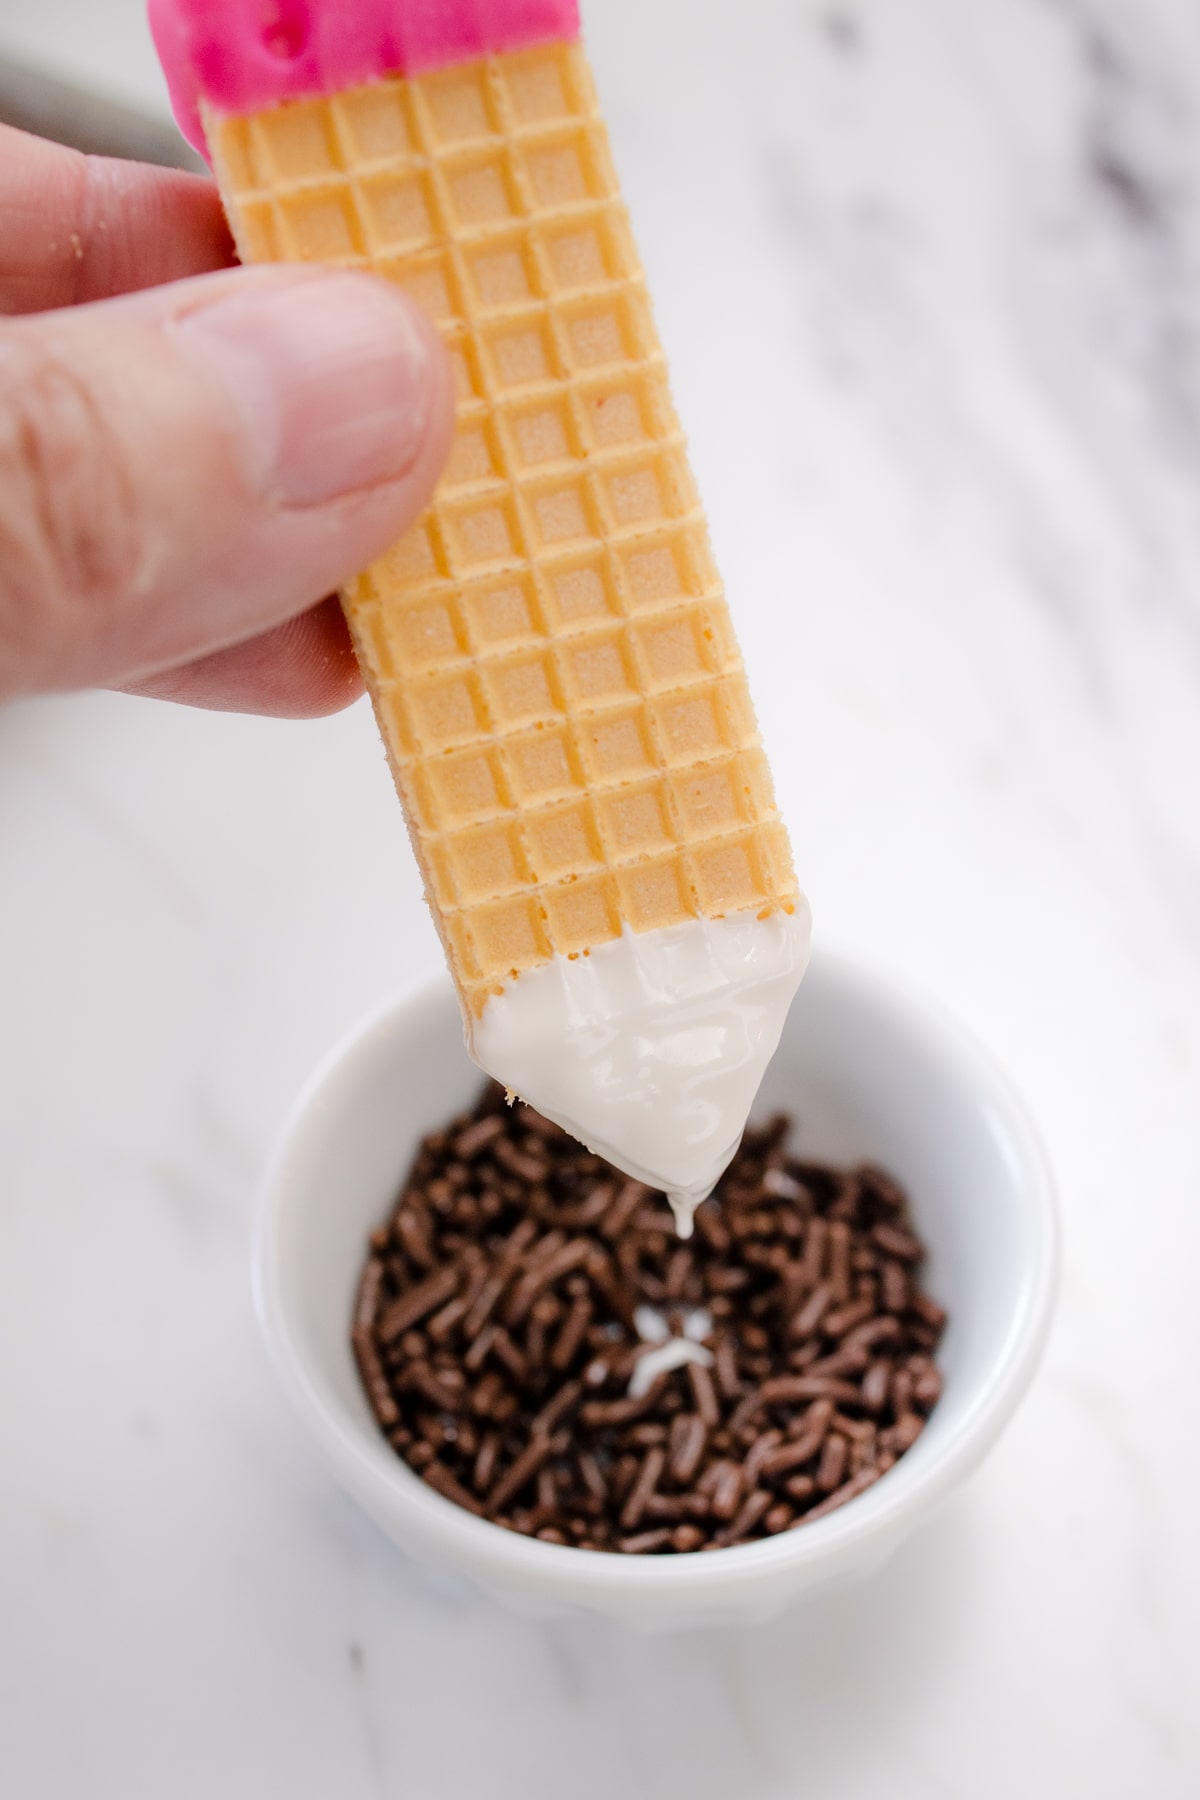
[3, 0, 1199, 1793]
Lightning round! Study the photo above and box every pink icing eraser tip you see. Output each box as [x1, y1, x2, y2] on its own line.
[149, 0, 582, 156]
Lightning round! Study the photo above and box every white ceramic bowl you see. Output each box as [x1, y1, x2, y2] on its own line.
[255, 948, 1057, 1632]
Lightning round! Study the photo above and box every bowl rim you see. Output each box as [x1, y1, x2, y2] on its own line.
[254, 944, 1059, 1599]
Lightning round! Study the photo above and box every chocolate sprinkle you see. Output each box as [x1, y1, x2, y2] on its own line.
[352, 1085, 947, 1554]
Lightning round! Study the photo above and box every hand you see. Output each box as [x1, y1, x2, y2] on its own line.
[0, 125, 454, 717]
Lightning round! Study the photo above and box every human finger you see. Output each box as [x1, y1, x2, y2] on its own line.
[0, 263, 454, 701]
[0, 122, 234, 316]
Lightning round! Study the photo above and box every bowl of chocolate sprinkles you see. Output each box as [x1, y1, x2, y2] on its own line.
[257, 951, 1057, 1631]
[352, 1093, 950, 1553]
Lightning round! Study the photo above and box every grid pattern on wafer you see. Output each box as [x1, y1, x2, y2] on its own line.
[208, 42, 798, 1016]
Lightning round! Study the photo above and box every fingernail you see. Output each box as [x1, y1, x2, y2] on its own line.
[175, 272, 435, 506]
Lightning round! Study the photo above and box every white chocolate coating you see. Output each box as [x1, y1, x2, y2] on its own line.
[627, 1306, 715, 1397]
[469, 905, 811, 1234]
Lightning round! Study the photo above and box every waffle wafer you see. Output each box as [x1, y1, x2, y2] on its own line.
[151, 0, 810, 1214]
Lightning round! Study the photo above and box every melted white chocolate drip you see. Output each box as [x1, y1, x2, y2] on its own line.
[468, 904, 811, 1235]
[628, 1305, 715, 1397]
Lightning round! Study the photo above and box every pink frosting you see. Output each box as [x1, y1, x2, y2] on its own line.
[149, 0, 581, 154]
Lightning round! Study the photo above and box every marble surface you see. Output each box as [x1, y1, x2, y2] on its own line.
[2, 0, 1199, 1792]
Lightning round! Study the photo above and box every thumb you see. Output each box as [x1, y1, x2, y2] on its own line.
[0, 265, 454, 699]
